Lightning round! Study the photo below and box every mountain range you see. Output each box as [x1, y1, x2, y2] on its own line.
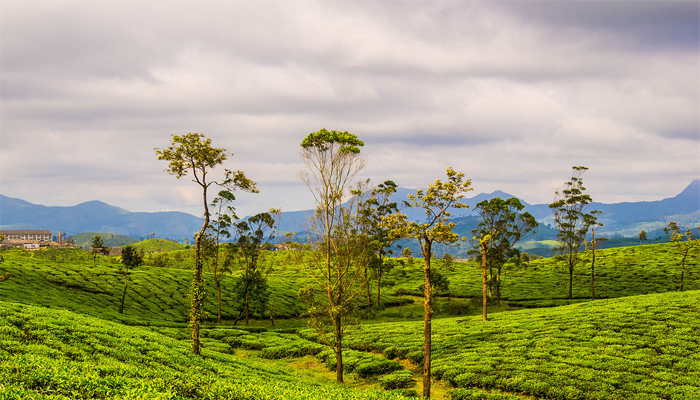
[1, 180, 698, 241]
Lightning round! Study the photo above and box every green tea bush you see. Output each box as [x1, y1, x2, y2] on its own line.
[0, 301, 413, 400]
[339, 291, 700, 400]
[316, 348, 403, 378]
[448, 388, 523, 400]
[379, 370, 415, 390]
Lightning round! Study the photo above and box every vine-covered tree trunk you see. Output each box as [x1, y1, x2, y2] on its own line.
[482, 243, 488, 322]
[192, 193, 209, 355]
[423, 240, 433, 398]
[496, 270, 501, 306]
[568, 262, 574, 300]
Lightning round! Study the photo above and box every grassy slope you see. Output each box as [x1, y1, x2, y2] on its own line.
[0, 242, 697, 325]
[1, 243, 699, 399]
[129, 238, 188, 252]
[0, 301, 410, 400]
[72, 232, 136, 249]
[335, 291, 700, 400]
[388, 242, 699, 306]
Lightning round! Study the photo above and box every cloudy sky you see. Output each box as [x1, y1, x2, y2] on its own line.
[1, 0, 698, 218]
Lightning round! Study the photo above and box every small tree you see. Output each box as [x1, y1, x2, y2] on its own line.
[204, 190, 238, 323]
[119, 245, 143, 314]
[230, 211, 276, 325]
[357, 180, 400, 307]
[663, 222, 699, 292]
[585, 227, 606, 300]
[549, 166, 601, 300]
[384, 167, 472, 399]
[90, 235, 109, 264]
[639, 230, 647, 245]
[470, 197, 538, 320]
[155, 132, 257, 355]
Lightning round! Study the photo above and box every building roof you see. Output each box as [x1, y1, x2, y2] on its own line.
[0, 230, 52, 234]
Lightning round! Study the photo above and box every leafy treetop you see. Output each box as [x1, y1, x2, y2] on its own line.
[300, 128, 364, 154]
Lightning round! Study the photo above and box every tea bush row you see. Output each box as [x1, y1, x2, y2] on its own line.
[331, 291, 700, 400]
[0, 301, 413, 400]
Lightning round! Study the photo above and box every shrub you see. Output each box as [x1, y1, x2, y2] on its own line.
[379, 370, 415, 390]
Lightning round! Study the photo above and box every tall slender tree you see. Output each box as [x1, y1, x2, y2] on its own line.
[384, 167, 472, 398]
[585, 227, 606, 300]
[204, 190, 238, 323]
[230, 211, 276, 325]
[549, 166, 601, 300]
[298, 128, 367, 384]
[155, 132, 257, 355]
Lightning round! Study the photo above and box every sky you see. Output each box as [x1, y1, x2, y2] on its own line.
[1, 0, 699, 219]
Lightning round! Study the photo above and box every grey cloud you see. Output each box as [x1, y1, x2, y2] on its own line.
[1, 0, 697, 218]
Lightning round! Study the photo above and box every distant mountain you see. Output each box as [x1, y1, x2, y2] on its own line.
[0, 195, 203, 240]
[526, 179, 700, 237]
[2, 180, 697, 243]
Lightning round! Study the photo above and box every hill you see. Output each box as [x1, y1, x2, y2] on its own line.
[71, 232, 137, 249]
[1, 241, 698, 399]
[0, 194, 203, 240]
[0, 300, 410, 400]
[337, 290, 700, 399]
[1, 242, 696, 325]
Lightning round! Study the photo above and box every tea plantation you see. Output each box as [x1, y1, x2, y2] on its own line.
[0, 242, 698, 399]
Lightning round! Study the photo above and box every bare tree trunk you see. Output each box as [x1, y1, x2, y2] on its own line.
[482, 244, 488, 322]
[496, 268, 501, 307]
[217, 281, 222, 323]
[366, 264, 372, 308]
[245, 291, 250, 325]
[335, 314, 344, 384]
[568, 264, 573, 300]
[376, 274, 382, 307]
[591, 248, 596, 300]
[680, 251, 687, 291]
[119, 275, 127, 314]
[423, 241, 433, 399]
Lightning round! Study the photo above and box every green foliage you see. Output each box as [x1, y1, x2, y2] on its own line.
[664, 221, 700, 291]
[130, 239, 187, 252]
[0, 301, 413, 400]
[337, 291, 700, 400]
[470, 197, 538, 312]
[316, 348, 403, 378]
[379, 370, 415, 390]
[90, 235, 109, 264]
[300, 127, 364, 154]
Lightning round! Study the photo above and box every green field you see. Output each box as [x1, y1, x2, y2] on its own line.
[0, 242, 698, 399]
